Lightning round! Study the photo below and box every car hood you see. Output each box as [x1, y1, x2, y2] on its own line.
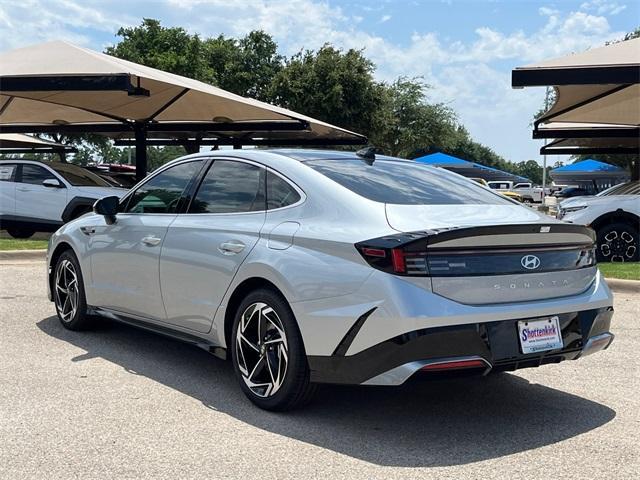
[385, 204, 554, 231]
[560, 194, 637, 209]
[74, 186, 127, 198]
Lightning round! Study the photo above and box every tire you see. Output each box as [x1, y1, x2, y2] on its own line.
[231, 288, 317, 411]
[6, 227, 35, 239]
[595, 222, 639, 263]
[522, 198, 533, 204]
[53, 250, 92, 330]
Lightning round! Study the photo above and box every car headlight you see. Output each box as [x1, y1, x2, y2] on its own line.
[557, 204, 587, 220]
[563, 205, 588, 213]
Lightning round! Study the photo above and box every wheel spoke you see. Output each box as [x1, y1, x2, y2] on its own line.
[265, 352, 277, 386]
[247, 355, 266, 382]
[604, 231, 618, 242]
[239, 333, 260, 352]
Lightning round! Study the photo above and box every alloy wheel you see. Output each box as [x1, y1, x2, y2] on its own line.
[600, 230, 637, 262]
[235, 302, 289, 398]
[55, 259, 79, 322]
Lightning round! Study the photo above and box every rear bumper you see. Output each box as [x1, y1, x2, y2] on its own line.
[307, 306, 614, 385]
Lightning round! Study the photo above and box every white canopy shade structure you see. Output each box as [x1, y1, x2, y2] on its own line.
[513, 37, 640, 125]
[512, 38, 640, 157]
[536, 122, 639, 155]
[0, 133, 73, 154]
[0, 41, 366, 178]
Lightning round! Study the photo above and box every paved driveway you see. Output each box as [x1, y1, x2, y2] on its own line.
[1, 259, 638, 479]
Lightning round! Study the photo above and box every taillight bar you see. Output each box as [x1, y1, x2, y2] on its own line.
[355, 229, 596, 277]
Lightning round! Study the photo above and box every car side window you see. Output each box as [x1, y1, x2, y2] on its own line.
[189, 160, 265, 214]
[0, 164, 17, 182]
[20, 164, 57, 185]
[124, 161, 202, 214]
[267, 171, 301, 210]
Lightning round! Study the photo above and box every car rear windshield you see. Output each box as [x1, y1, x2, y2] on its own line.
[597, 181, 640, 196]
[305, 159, 513, 205]
[50, 163, 111, 187]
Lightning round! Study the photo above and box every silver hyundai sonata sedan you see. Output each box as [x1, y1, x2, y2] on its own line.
[47, 149, 615, 410]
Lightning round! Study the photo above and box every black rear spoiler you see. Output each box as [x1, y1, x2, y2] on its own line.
[357, 223, 595, 252]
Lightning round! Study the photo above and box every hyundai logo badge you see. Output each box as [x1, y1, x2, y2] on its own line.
[521, 255, 541, 270]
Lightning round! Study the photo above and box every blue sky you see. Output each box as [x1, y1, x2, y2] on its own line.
[1, 0, 638, 163]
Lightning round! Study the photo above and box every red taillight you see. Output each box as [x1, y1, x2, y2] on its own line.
[391, 248, 405, 273]
[356, 240, 428, 276]
[421, 359, 487, 372]
[361, 247, 386, 258]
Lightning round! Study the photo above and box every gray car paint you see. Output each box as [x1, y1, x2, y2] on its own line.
[47, 149, 614, 374]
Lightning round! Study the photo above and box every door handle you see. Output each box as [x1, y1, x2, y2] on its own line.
[17, 187, 30, 192]
[218, 240, 246, 255]
[141, 235, 162, 246]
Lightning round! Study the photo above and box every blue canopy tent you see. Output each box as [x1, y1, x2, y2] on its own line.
[550, 159, 630, 191]
[414, 152, 530, 183]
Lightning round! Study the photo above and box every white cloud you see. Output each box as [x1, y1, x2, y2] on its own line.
[379, 14, 391, 23]
[0, 0, 135, 50]
[580, 0, 627, 15]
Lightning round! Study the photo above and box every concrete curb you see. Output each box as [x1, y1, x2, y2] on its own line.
[605, 278, 640, 295]
[1, 249, 638, 294]
[0, 249, 46, 261]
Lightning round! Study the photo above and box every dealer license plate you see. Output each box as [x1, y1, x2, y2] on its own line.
[518, 316, 563, 354]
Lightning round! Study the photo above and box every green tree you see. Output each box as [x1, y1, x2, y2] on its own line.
[105, 18, 211, 81]
[268, 45, 384, 140]
[373, 78, 459, 157]
[203, 31, 282, 100]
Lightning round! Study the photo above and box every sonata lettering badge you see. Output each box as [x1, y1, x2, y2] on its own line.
[518, 316, 563, 354]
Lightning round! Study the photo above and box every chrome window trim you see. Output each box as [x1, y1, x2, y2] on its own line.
[118, 157, 207, 215]
[181, 156, 307, 217]
[264, 166, 306, 212]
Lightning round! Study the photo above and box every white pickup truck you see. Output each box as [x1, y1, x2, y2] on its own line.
[487, 181, 544, 203]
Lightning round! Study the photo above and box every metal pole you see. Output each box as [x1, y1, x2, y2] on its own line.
[134, 124, 147, 181]
[541, 86, 549, 205]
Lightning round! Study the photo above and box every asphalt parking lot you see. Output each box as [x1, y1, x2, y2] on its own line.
[1, 259, 638, 480]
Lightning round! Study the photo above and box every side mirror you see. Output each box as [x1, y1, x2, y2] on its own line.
[42, 178, 63, 188]
[93, 196, 119, 225]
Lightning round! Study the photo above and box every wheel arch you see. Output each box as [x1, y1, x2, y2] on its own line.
[223, 276, 288, 355]
[48, 242, 76, 298]
[61, 196, 96, 223]
[590, 209, 640, 233]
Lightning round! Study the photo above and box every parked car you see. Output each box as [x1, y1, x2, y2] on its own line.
[470, 177, 522, 202]
[558, 180, 639, 262]
[85, 164, 138, 189]
[487, 180, 544, 203]
[554, 186, 598, 199]
[0, 160, 126, 238]
[47, 149, 614, 411]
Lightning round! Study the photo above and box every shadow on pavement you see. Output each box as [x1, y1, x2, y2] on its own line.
[37, 315, 615, 467]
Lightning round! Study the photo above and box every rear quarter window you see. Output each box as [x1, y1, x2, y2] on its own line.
[0, 164, 17, 181]
[305, 159, 512, 205]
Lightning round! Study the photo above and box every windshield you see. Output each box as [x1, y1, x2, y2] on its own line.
[305, 159, 513, 205]
[50, 163, 111, 187]
[597, 181, 640, 196]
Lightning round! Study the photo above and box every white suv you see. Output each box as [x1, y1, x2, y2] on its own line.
[0, 160, 125, 238]
[558, 181, 639, 262]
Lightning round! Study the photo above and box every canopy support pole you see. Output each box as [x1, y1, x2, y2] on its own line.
[134, 124, 147, 181]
